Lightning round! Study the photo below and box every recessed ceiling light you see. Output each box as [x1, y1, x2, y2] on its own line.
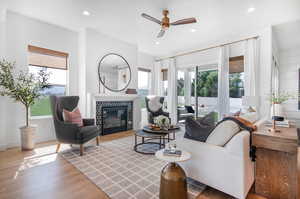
[82, 10, 90, 16]
[190, 28, 196, 33]
[155, 41, 160, 45]
[247, 7, 256, 13]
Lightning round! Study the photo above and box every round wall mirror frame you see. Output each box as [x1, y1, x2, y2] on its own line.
[98, 53, 132, 92]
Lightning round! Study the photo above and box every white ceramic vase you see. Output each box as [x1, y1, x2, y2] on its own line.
[270, 103, 285, 118]
[20, 125, 37, 150]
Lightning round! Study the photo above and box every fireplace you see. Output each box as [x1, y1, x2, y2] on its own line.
[96, 101, 133, 135]
[102, 106, 127, 134]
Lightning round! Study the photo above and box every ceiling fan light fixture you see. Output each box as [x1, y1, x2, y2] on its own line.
[190, 28, 196, 32]
[155, 41, 160, 45]
[82, 10, 91, 16]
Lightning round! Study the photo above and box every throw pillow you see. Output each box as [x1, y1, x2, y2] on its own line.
[206, 120, 240, 146]
[63, 107, 83, 127]
[184, 112, 216, 142]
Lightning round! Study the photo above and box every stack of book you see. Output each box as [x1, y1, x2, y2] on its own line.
[265, 120, 290, 128]
[163, 149, 182, 157]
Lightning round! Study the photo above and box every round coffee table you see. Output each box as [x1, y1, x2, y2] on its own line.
[155, 149, 191, 199]
[134, 130, 167, 155]
[142, 125, 180, 142]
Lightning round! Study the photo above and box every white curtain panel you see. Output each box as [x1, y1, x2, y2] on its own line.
[167, 58, 178, 124]
[153, 61, 162, 96]
[244, 39, 258, 96]
[244, 39, 259, 105]
[217, 45, 230, 119]
[184, 69, 191, 105]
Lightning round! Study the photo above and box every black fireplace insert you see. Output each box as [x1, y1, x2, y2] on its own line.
[102, 106, 128, 135]
[96, 101, 133, 135]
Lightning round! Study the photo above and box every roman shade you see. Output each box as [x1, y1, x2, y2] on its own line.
[28, 45, 68, 70]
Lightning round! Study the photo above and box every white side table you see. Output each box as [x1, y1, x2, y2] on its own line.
[155, 149, 191, 199]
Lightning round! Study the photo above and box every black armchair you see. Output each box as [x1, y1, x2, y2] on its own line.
[145, 96, 170, 124]
[50, 96, 100, 156]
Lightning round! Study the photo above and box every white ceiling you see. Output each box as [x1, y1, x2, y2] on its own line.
[1, 0, 300, 57]
[273, 20, 300, 51]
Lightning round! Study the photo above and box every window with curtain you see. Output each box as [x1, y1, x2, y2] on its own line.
[229, 56, 244, 112]
[177, 70, 185, 106]
[138, 68, 151, 108]
[161, 69, 168, 96]
[28, 45, 68, 117]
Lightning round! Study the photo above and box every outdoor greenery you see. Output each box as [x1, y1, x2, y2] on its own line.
[0, 60, 49, 126]
[177, 70, 244, 98]
[30, 97, 52, 116]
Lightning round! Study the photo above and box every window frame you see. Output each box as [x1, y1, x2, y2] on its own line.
[28, 45, 69, 118]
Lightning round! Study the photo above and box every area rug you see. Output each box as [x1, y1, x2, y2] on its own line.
[61, 136, 206, 199]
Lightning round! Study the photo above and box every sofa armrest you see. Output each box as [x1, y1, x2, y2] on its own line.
[224, 130, 250, 157]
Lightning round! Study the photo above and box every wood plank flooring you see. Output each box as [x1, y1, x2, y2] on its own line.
[0, 131, 269, 199]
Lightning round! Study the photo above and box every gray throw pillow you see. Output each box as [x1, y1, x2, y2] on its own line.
[184, 112, 216, 142]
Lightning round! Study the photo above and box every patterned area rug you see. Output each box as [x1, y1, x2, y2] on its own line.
[61, 136, 205, 199]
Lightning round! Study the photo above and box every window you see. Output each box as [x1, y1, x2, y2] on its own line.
[28, 45, 68, 117]
[162, 69, 168, 96]
[138, 68, 151, 108]
[177, 70, 185, 106]
[229, 56, 244, 112]
[192, 69, 218, 97]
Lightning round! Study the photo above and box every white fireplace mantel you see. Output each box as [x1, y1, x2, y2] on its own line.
[87, 93, 141, 130]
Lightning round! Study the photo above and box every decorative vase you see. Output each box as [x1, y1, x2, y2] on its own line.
[271, 103, 285, 118]
[20, 125, 37, 150]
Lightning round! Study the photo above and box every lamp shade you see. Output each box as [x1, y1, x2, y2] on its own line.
[242, 96, 258, 107]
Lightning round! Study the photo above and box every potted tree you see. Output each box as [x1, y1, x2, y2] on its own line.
[0, 60, 49, 150]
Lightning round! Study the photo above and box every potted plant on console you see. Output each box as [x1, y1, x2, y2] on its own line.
[0, 60, 49, 150]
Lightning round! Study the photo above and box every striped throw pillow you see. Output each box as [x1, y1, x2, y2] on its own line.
[63, 107, 83, 127]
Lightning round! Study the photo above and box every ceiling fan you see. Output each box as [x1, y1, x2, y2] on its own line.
[141, 9, 197, 38]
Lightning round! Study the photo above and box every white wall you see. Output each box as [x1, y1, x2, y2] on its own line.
[279, 48, 300, 119]
[1, 11, 79, 149]
[85, 28, 138, 95]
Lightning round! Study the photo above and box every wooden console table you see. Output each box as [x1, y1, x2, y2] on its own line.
[252, 125, 298, 199]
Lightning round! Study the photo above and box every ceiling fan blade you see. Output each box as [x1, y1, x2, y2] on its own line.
[171, 18, 197, 25]
[157, 29, 165, 38]
[141, 13, 162, 25]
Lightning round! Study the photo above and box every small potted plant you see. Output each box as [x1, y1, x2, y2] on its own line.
[269, 92, 294, 118]
[154, 115, 170, 130]
[0, 60, 49, 150]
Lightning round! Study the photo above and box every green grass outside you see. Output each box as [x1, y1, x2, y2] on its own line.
[30, 97, 52, 116]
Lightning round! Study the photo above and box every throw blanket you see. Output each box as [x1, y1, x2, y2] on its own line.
[219, 116, 257, 161]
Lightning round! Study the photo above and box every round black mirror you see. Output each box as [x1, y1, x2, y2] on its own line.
[98, 53, 131, 92]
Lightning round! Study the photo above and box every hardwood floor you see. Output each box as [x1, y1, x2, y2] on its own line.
[0, 131, 268, 199]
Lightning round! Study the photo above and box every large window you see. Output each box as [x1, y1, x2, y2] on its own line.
[192, 70, 218, 97]
[28, 45, 68, 117]
[138, 68, 151, 108]
[162, 69, 168, 96]
[177, 70, 185, 106]
[229, 56, 244, 112]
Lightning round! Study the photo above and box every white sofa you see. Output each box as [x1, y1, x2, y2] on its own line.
[172, 119, 262, 199]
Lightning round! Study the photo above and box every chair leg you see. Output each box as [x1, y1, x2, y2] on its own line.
[80, 144, 84, 156]
[96, 136, 100, 146]
[56, 143, 61, 153]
